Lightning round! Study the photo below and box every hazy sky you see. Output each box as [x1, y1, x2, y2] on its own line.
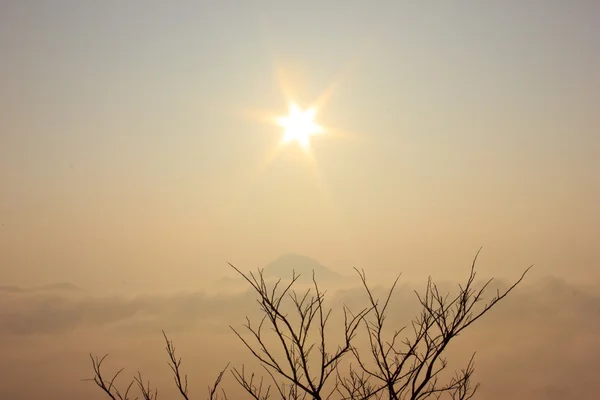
[1, 1, 599, 292]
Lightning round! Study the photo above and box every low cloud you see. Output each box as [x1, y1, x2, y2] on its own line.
[1, 272, 599, 399]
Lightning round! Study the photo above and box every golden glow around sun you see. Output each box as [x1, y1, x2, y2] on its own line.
[276, 102, 323, 149]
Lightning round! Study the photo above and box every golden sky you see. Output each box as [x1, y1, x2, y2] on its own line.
[1, 1, 599, 293]
[0, 4, 599, 399]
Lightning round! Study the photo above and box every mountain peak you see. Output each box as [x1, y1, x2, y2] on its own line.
[263, 254, 342, 283]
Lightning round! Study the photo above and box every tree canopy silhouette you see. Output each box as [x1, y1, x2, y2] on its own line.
[86, 249, 531, 399]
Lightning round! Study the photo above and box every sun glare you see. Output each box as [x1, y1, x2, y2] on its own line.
[276, 103, 323, 149]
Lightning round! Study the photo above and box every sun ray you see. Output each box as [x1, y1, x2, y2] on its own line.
[274, 61, 299, 105]
[308, 38, 374, 113]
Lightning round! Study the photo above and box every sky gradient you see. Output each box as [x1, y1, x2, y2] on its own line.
[1, 1, 599, 293]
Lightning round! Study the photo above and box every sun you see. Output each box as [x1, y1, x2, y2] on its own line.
[275, 102, 323, 149]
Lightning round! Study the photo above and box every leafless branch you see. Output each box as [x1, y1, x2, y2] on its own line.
[229, 264, 372, 400]
[347, 248, 531, 400]
[83, 354, 135, 400]
[134, 372, 158, 400]
[87, 249, 529, 400]
[87, 333, 230, 400]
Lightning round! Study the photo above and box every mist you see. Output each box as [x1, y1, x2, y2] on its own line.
[1, 1, 599, 399]
[1, 258, 599, 399]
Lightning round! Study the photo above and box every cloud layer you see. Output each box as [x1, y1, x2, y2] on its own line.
[1, 272, 599, 399]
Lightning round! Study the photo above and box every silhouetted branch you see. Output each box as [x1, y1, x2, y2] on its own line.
[208, 362, 230, 400]
[336, 363, 383, 400]
[83, 354, 135, 400]
[163, 329, 190, 399]
[87, 333, 229, 400]
[87, 249, 530, 400]
[347, 248, 532, 400]
[232, 365, 272, 400]
[163, 330, 229, 400]
[229, 264, 371, 400]
[134, 371, 159, 400]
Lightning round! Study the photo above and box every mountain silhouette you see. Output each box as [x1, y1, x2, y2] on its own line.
[213, 254, 349, 293]
[262, 253, 344, 284]
[0, 282, 83, 294]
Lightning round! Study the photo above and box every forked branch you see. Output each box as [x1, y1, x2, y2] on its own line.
[87, 332, 230, 400]
[229, 264, 371, 399]
[345, 248, 531, 400]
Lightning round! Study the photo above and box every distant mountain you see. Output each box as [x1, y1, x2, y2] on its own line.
[0, 285, 22, 293]
[0, 282, 84, 294]
[263, 253, 344, 284]
[36, 282, 83, 292]
[212, 254, 351, 293]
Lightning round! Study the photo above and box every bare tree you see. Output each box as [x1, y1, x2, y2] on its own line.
[87, 249, 530, 400]
[338, 248, 532, 400]
[228, 264, 371, 400]
[85, 331, 229, 400]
